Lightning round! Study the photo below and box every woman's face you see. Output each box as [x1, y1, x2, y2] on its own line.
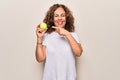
[53, 7, 66, 28]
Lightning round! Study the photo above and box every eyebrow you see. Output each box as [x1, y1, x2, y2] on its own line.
[54, 13, 65, 15]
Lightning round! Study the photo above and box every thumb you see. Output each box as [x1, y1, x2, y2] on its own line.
[42, 29, 47, 34]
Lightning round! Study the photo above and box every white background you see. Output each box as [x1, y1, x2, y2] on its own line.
[0, 0, 120, 80]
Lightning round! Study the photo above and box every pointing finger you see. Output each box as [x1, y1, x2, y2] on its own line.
[52, 26, 60, 33]
[52, 26, 59, 29]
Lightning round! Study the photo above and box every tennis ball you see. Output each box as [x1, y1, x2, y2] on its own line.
[40, 22, 47, 30]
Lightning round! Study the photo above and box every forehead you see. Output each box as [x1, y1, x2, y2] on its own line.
[54, 7, 65, 14]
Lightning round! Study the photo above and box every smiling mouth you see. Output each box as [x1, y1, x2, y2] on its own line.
[57, 21, 64, 25]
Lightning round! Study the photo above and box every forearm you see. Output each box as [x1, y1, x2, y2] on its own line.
[66, 33, 83, 57]
[35, 38, 46, 62]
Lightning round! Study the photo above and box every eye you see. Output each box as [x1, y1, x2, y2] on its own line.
[61, 14, 65, 17]
[54, 14, 59, 17]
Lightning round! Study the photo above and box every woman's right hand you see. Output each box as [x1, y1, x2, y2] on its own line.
[36, 25, 47, 41]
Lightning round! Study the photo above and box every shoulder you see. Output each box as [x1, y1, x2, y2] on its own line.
[70, 32, 80, 43]
[70, 32, 78, 36]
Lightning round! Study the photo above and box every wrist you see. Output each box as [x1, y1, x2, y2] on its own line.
[65, 31, 71, 37]
[37, 37, 42, 42]
[37, 42, 42, 45]
[37, 36, 43, 39]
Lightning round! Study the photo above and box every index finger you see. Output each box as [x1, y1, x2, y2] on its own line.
[52, 26, 59, 29]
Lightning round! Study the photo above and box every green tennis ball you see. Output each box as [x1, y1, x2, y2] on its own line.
[40, 22, 47, 30]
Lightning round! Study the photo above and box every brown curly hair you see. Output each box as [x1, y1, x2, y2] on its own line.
[43, 4, 75, 33]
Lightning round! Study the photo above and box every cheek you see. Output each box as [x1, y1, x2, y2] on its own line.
[53, 17, 57, 22]
[64, 18, 66, 22]
[63, 17, 66, 22]
[53, 19, 57, 26]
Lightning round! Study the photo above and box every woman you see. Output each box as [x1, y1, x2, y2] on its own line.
[35, 4, 83, 80]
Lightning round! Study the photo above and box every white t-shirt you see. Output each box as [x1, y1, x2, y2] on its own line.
[42, 31, 80, 80]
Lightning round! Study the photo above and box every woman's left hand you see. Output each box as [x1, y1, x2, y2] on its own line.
[52, 26, 70, 36]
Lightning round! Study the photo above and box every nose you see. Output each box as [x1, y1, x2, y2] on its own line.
[58, 15, 62, 19]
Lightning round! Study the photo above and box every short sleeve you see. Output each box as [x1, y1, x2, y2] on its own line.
[71, 32, 80, 43]
[42, 33, 47, 45]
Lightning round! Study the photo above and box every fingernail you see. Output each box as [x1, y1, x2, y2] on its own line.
[52, 26, 54, 28]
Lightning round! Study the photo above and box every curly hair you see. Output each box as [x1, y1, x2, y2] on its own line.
[43, 4, 75, 33]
